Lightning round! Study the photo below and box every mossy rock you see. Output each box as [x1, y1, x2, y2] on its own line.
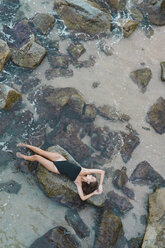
[0, 85, 22, 109]
[36, 145, 106, 208]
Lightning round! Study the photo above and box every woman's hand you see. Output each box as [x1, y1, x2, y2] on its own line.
[98, 185, 103, 194]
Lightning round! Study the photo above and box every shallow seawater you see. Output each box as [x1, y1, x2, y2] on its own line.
[0, 0, 165, 247]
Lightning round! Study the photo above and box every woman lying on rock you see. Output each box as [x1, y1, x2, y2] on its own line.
[16, 143, 105, 201]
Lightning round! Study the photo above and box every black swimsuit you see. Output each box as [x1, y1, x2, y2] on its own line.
[54, 161, 82, 181]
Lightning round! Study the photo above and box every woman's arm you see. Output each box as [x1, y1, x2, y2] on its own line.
[75, 182, 99, 201]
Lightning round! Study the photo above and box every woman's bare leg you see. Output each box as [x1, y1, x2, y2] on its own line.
[16, 152, 60, 174]
[17, 143, 66, 161]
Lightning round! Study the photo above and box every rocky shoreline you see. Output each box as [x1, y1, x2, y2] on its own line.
[0, 0, 165, 247]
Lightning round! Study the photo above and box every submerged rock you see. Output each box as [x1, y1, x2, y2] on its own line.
[11, 36, 47, 69]
[97, 104, 130, 122]
[128, 236, 143, 248]
[120, 129, 140, 163]
[45, 68, 73, 79]
[130, 68, 152, 93]
[142, 188, 165, 248]
[0, 0, 20, 22]
[106, 191, 133, 215]
[29, 226, 80, 248]
[0, 85, 21, 109]
[83, 104, 97, 121]
[68, 94, 85, 115]
[48, 53, 70, 69]
[112, 167, 128, 189]
[160, 61, 165, 81]
[3, 19, 32, 48]
[54, 0, 111, 37]
[146, 97, 165, 134]
[37, 145, 106, 208]
[130, 161, 165, 189]
[138, 0, 165, 26]
[91, 126, 122, 160]
[65, 208, 90, 239]
[32, 13, 55, 35]
[121, 20, 139, 38]
[0, 180, 21, 194]
[67, 42, 86, 60]
[99, 39, 113, 56]
[72, 55, 95, 68]
[0, 39, 10, 72]
[94, 209, 124, 248]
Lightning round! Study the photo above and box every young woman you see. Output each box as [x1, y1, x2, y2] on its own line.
[16, 143, 105, 201]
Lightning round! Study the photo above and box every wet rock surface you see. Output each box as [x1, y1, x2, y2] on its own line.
[99, 39, 114, 56]
[65, 208, 90, 239]
[72, 55, 95, 68]
[121, 20, 139, 38]
[0, 84, 22, 109]
[48, 53, 70, 69]
[138, 0, 165, 26]
[37, 145, 106, 208]
[146, 97, 165, 134]
[29, 226, 81, 248]
[11, 36, 47, 69]
[130, 68, 152, 93]
[130, 161, 165, 189]
[112, 167, 128, 189]
[94, 209, 124, 248]
[0, 180, 21, 194]
[0, 39, 10, 72]
[67, 42, 86, 60]
[142, 188, 165, 248]
[32, 13, 55, 35]
[128, 236, 143, 248]
[160, 61, 165, 81]
[106, 190, 133, 215]
[54, 0, 111, 37]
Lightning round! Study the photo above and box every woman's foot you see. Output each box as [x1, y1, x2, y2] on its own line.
[16, 152, 26, 159]
[17, 143, 28, 148]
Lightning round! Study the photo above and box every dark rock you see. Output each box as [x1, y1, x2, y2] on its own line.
[32, 13, 55, 35]
[67, 42, 86, 60]
[48, 53, 70, 69]
[14, 159, 32, 174]
[51, 131, 90, 163]
[122, 186, 135, 200]
[36, 145, 106, 207]
[45, 68, 73, 79]
[97, 104, 130, 122]
[112, 167, 128, 189]
[128, 236, 143, 248]
[15, 75, 40, 93]
[0, 180, 21, 194]
[91, 126, 122, 160]
[138, 0, 165, 26]
[140, 215, 147, 225]
[0, 111, 13, 136]
[65, 208, 90, 239]
[161, 0, 165, 10]
[29, 226, 80, 248]
[146, 97, 165, 134]
[120, 129, 140, 163]
[54, 0, 111, 38]
[94, 209, 123, 248]
[0, 149, 11, 172]
[3, 19, 32, 48]
[130, 160, 165, 189]
[92, 81, 100, 88]
[106, 191, 133, 215]
[130, 68, 152, 93]
[28, 122, 46, 147]
[72, 55, 95, 68]
[160, 61, 165, 81]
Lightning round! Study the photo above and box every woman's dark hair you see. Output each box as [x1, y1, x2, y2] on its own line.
[82, 181, 99, 195]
